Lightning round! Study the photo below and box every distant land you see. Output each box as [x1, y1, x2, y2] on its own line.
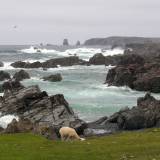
[84, 36, 160, 47]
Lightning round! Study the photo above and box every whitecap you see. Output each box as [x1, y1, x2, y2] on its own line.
[0, 62, 14, 70]
[20, 46, 58, 54]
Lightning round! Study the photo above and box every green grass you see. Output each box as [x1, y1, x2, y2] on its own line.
[0, 129, 160, 160]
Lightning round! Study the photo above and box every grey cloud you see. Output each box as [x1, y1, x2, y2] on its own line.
[0, 0, 160, 44]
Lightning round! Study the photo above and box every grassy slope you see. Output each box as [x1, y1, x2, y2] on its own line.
[0, 129, 160, 160]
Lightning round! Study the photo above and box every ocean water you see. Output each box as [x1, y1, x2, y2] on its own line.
[0, 45, 160, 122]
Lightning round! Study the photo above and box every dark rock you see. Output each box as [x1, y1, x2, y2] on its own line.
[106, 65, 137, 88]
[13, 70, 30, 81]
[11, 61, 27, 68]
[2, 80, 24, 98]
[107, 93, 160, 130]
[43, 74, 62, 82]
[28, 61, 42, 68]
[116, 54, 145, 66]
[43, 56, 80, 67]
[0, 71, 10, 81]
[63, 39, 69, 46]
[89, 53, 105, 65]
[0, 62, 4, 67]
[0, 84, 4, 93]
[11, 56, 85, 69]
[11, 61, 43, 69]
[105, 54, 160, 93]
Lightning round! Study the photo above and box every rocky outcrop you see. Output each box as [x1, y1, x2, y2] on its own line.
[11, 61, 44, 68]
[108, 93, 160, 130]
[13, 70, 30, 81]
[43, 74, 62, 82]
[89, 53, 145, 66]
[105, 53, 160, 93]
[84, 93, 160, 136]
[89, 53, 106, 65]
[42, 56, 83, 67]
[0, 71, 10, 81]
[11, 56, 86, 68]
[0, 80, 86, 136]
[63, 39, 69, 46]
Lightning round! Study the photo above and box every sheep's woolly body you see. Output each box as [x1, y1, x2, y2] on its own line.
[59, 127, 85, 141]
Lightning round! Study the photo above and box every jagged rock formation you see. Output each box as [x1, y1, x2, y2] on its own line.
[0, 80, 86, 137]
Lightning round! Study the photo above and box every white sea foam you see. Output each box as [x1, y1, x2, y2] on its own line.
[102, 48, 124, 56]
[20, 46, 58, 54]
[0, 62, 14, 70]
[20, 47, 124, 61]
[0, 114, 19, 129]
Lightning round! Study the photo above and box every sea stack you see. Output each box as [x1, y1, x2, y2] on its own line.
[63, 39, 69, 46]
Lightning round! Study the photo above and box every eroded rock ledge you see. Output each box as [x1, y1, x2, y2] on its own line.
[0, 80, 86, 139]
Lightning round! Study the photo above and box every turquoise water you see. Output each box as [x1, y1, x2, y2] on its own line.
[0, 46, 160, 122]
[21, 65, 158, 122]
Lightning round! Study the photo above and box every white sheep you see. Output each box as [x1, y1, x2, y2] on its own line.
[59, 127, 85, 141]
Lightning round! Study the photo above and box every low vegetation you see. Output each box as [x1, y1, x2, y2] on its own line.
[0, 128, 160, 160]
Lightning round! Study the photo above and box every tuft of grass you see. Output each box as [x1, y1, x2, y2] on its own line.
[0, 128, 160, 160]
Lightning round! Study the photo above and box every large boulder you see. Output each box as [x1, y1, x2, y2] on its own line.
[106, 60, 160, 93]
[13, 70, 30, 81]
[0, 71, 10, 81]
[11, 61, 43, 68]
[43, 74, 62, 82]
[0, 80, 86, 136]
[89, 53, 106, 65]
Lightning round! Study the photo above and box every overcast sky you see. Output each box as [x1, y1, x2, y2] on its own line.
[0, 0, 160, 44]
